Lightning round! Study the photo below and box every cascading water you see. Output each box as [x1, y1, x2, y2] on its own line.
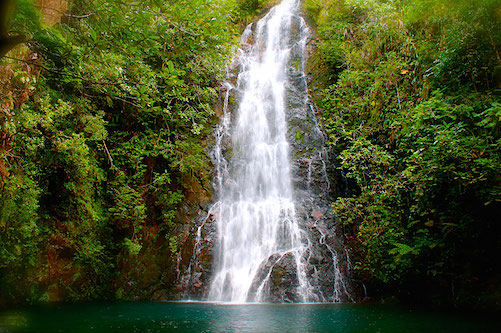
[185, 0, 354, 303]
[208, 0, 311, 303]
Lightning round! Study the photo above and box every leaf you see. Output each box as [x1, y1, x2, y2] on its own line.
[167, 60, 175, 74]
[389, 243, 415, 256]
[89, 29, 97, 42]
[105, 96, 113, 107]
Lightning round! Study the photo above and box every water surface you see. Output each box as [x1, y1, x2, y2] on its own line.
[1, 302, 499, 332]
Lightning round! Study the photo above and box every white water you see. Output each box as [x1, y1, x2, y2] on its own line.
[208, 0, 311, 303]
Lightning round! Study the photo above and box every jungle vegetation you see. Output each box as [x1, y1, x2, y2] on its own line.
[305, 0, 501, 307]
[0, 0, 499, 309]
[0, 0, 275, 304]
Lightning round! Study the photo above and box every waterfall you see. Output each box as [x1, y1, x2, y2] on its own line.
[205, 0, 353, 303]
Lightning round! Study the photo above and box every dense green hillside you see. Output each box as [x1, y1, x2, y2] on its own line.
[0, 0, 276, 305]
[305, 0, 501, 307]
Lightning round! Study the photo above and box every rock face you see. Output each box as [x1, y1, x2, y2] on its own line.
[176, 206, 217, 299]
[178, 1, 355, 303]
[280, 14, 354, 302]
[36, 0, 67, 26]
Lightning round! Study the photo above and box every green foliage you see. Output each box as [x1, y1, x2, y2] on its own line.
[1, 0, 248, 303]
[233, 0, 279, 23]
[10, 0, 41, 35]
[124, 238, 142, 256]
[404, 0, 501, 90]
[307, 0, 501, 302]
[0, 174, 40, 298]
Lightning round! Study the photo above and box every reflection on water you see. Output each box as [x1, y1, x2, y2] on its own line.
[208, 304, 315, 332]
[0, 302, 500, 332]
[0, 312, 28, 331]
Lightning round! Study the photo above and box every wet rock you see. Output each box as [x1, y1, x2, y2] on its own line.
[176, 211, 216, 300]
[270, 254, 303, 303]
[177, 6, 357, 304]
[282, 14, 355, 302]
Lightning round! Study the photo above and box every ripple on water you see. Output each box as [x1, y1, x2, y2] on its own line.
[1, 302, 500, 333]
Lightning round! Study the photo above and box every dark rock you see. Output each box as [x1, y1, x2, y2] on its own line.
[177, 8, 358, 304]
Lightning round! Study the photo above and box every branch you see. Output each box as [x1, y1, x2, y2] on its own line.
[102, 140, 115, 168]
[113, 96, 142, 108]
[66, 13, 95, 19]
[0, 35, 27, 58]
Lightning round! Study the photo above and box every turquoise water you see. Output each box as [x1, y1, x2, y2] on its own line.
[0, 302, 499, 332]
